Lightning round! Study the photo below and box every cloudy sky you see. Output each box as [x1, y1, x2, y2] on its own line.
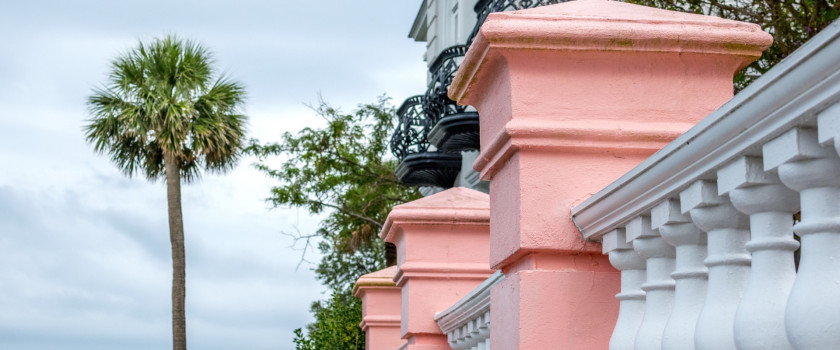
[0, 1, 427, 349]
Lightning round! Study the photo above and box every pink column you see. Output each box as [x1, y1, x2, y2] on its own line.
[448, 1, 771, 349]
[380, 187, 494, 350]
[354, 266, 403, 350]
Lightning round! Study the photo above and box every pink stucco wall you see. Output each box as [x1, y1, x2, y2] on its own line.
[447, 0, 771, 348]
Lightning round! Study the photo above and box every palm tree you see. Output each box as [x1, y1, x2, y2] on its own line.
[84, 36, 247, 350]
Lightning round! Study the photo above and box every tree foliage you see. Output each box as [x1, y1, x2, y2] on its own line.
[248, 97, 419, 348]
[86, 36, 247, 182]
[292, 292, 365, 350]
[627, 0, 839, 90]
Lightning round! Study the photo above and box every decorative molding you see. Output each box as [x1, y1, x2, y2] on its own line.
[473, 118, 689, 180]
[394, 262, 494, 287]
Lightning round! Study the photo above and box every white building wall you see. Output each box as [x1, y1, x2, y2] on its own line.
[412, 0, 478, 66]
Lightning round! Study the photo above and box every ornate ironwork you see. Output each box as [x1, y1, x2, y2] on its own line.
[390, 95, 430, 161]
[422, 45, 481, 152]
[395, 152, 462, 188]
[390, 95, 463, 188]
[467, 0, 566, 46]
[423, 46, 469, 128]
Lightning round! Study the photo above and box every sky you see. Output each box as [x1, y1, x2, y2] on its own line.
[0, 1, 428, 349]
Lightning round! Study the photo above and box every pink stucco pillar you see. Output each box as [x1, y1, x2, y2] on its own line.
[380, 187, 494, 350]
[448, 1, 771, 349]
[354, 266, 403, 350]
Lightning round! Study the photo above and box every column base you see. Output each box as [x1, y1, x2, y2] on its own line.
[491, 264, 619, 349]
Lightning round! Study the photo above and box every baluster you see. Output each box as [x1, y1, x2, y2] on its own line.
[477, 311, 489, 350]
[603, 229, 647, 350]
[764, 126, 840, 349]
[681, 180, 750, 350]
[461, 323, 472, 350]
[651, 199, 708, 350]
[628, 216, 676, 350]
[717, 156, 799, 350]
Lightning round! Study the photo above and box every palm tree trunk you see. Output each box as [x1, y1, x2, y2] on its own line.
[165, 154, 187, 350]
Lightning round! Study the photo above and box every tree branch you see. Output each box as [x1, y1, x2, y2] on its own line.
[305, 199, 384, 229]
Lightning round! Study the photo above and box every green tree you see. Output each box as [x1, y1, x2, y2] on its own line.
[292, 292, 365, 350]
[627, 0, 839, 90]
[248, 97, 419, 348]
[84, 36, 247, 350]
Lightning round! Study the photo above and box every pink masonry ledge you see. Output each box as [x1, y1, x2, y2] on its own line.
[380, 187, 494, 350]
[353, 265, 403, 350]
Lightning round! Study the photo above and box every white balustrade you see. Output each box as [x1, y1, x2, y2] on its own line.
[448, 311, 490, 350]
[603, 229, 647, 350]
[650, 199, 707, 350]
[436, 272, 502, 350]
[718, 156, 800, 350]
[764, 126, 840, 349]
[680, 180, 750, 350]
[627, 216, 676, 350]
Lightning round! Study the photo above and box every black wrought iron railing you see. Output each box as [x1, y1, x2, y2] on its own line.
[390, 95, 429, 162]
[423, 45, 480, 153]
[391, 95, 463, 188]
[467, 0, 566, 46]
[423, 45, 469, 127]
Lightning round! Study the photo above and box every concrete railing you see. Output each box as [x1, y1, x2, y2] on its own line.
[435, 271, 503, 350]
[572, 19, 840, 350]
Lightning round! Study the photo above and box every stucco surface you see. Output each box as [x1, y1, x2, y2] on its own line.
[443, 0, 772, 348]
[381, 188, 494, 347]
[354, 266, 402, 350]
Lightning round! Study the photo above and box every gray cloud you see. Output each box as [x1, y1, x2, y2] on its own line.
[0, 0, 423, 348]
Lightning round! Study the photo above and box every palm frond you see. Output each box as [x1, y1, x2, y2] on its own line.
[84, 35, 248, 183]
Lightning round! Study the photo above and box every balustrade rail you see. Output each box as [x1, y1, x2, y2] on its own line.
[571, 20, 840, 350]
[436, 272, 503, 350]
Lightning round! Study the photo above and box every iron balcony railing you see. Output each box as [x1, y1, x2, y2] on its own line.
[423, 45, 469, 128]
[390, 95, 462, 188]
[390, 95, 429, 161]
[423, 45, 481, 153]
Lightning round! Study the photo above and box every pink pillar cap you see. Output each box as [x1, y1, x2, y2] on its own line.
[451, 0, 771, 104]
[380, 187, 490, 243]
[448, 0, 773, 181]
[353, 265, 398, 297]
